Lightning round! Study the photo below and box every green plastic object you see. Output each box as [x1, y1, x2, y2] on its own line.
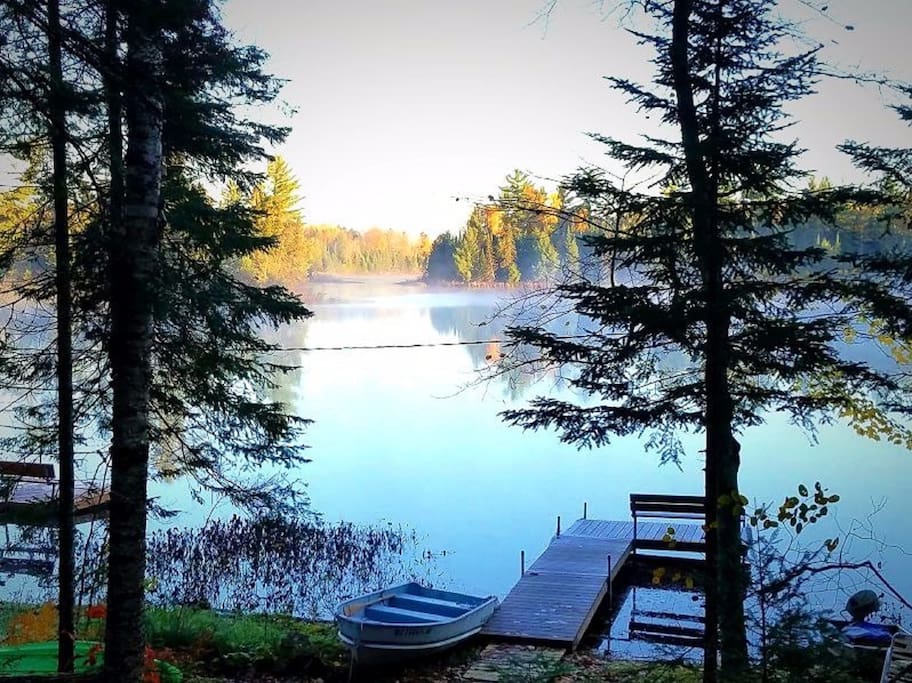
[0, 640, 102, 674]
[0, 641, 183, 681]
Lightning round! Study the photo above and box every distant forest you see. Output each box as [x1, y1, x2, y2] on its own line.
[232, 161, 907, 288]
[234, 157, 432, 286]
[425, 170, 584, 284]
[424, 173, 911, 285]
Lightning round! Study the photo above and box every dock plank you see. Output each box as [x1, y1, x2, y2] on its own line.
[528, 537, 629, 575]
[484, 516, 709, 649]
[482, 572, 609, 643]
[483, 518, 652, 648]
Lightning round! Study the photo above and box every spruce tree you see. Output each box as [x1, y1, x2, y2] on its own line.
[2, 1, 313, 680]
[425, 232, 459, 282]
[837, 85, 912, 421]
[0, 0, 99, 670]
[840, 84, 911, 230]
[501, 1, 902, 679]
[454, 208, 484, 282]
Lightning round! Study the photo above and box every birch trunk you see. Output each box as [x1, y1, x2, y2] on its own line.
[102, 4, 163, 680]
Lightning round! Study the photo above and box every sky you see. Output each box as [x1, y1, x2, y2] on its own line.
[222, 0, 912, 237]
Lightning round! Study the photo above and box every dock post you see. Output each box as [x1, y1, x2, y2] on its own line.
[583, 501, 587, 519]
[556, 515, 561, 537]
[521, 550, 525, 576]
[608, 555, 613, 605]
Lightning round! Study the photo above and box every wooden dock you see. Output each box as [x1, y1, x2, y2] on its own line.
[482, 517, 704, 649]
[0, 480, 110, 524]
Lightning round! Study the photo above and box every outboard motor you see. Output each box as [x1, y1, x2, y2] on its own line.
[846, 589, 881, 622]
[840, 590, 894, 649]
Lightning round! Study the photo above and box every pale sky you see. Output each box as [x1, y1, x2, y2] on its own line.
[222, 0, 912, 237]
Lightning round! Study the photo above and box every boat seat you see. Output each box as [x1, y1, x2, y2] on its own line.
[407, 585, 484, 606]
[390, 595, 466, 618]
[363, 605, 446, 624]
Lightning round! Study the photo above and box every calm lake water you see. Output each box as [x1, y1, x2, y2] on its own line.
[2, 276, 908, 626]
[153, 276, 912, 619]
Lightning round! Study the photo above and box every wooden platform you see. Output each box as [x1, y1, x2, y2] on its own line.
[885, 632, 912, 682]
[482, 518, 702, 649]
[0, 480, 109, 524]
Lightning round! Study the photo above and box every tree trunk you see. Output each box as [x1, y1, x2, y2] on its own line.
[717, 438, 747, 677]
[669, 2, 717, 680]
[102, 4, 163, 681]
[670, 0, 748, 679]
[47, 0, 75, 672]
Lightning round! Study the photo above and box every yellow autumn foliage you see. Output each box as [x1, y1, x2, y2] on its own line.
[4, 602, 58, 645]
[487, 208, 503, 235]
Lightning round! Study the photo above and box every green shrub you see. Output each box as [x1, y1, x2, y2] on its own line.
[143, 606, 345, 673]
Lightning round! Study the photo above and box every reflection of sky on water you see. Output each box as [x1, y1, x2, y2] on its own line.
[2, 279, 910, 619]
[592, 582, 705, 663]
[257, 281, 912, 615]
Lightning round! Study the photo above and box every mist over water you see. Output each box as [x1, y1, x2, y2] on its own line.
[249, 277, 912, 611]
[2, 276, 909, 619]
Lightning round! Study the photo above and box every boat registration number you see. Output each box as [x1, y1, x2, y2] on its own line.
[393, 627, 432, 637]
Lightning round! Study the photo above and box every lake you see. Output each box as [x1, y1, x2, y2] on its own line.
[153, 275, 912, 618]
[1, 275, 908, 623]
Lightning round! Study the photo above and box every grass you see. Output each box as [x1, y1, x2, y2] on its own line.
[144, 606, 346, 674]
[598, 661, 702, 682]
[0, 604, 706, 682]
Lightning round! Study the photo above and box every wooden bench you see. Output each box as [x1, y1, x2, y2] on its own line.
[0, 461, 57, 500]
[0, 461, 55, 481]
[630, 493, 707, 554]
[630, 493, 751, 556]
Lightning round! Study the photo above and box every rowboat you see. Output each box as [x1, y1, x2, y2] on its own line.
[335, 582, 498, 663]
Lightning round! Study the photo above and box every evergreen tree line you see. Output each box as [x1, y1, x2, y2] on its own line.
[304, 225, 431, 276]
[425, 170, 584, 284]
[232, 157, 432, 287]
[426, 170, 908, 286]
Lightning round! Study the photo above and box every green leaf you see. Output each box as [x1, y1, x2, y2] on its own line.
[798, 483, 808, 496]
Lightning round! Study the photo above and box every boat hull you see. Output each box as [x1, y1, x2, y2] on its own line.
[335, 582, 498, 663]
[337, 624, 486, 664]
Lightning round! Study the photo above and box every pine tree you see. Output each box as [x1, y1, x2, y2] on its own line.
[840, 84, 912, 231]
[501, 2, 902, 679]
[454, 209, 483, 282]
[425, 232, 459, 282]
[2, 2, 314, 680]
[240, 156, 315, 284]
[0, 0, 97, 670]
[836, 86, 912, 430]
[46, 0, 77, 669]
